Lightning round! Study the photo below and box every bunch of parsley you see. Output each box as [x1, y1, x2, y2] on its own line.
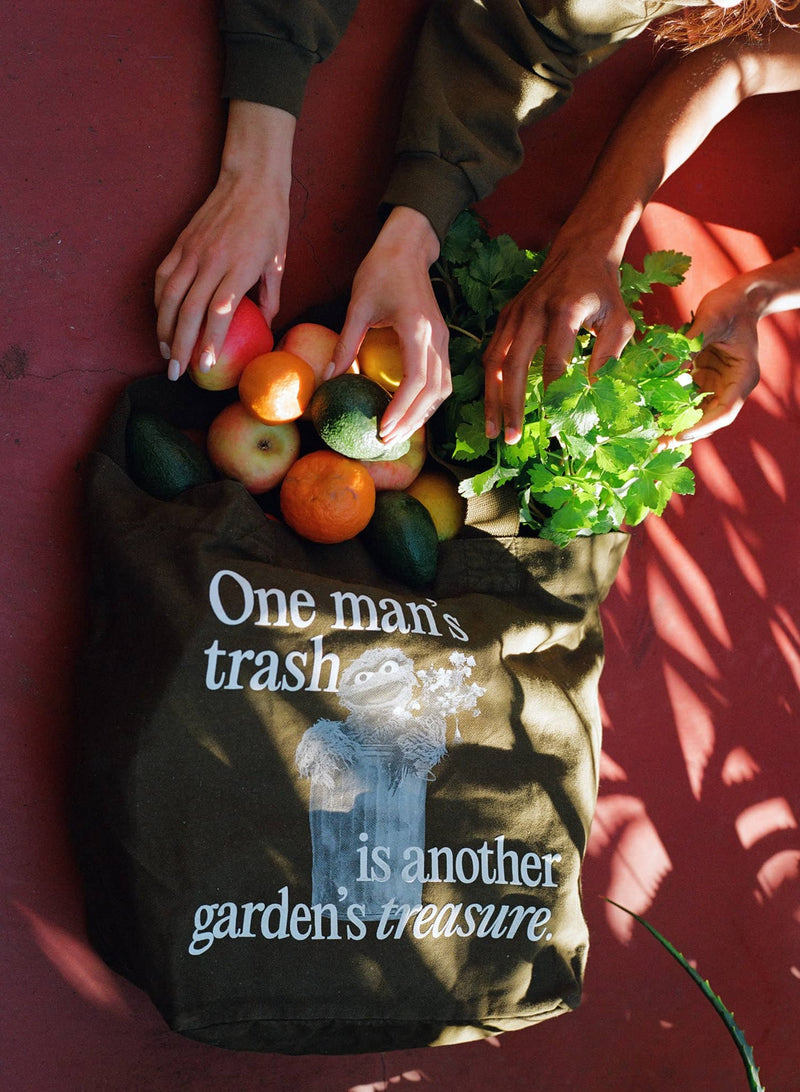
[430, 211, 706, 546]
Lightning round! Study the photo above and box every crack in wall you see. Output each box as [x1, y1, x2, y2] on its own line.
[291, 171, 338, 298]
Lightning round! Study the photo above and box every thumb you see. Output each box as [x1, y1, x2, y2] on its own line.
[685, 297, 729, 347]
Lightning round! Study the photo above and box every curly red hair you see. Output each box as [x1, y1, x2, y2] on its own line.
[656, 0, 800, 49]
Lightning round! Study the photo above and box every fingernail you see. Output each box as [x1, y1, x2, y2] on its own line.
[159, 341, 171, 361]
[386, 428, 410, 448]
[198, 351, 214, 374]
[167, 359, 181, 382]
[485, 419, 498, 439]
[504, 426, 521, 446]
[323, 362, 335, 381]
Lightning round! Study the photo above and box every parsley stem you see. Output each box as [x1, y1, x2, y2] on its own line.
[430, 270, 457, 315]
[526, 499, 549, 524]
[447, 323, 483, 344]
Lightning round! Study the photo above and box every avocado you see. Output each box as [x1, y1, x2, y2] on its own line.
[309, 373, 410, 462]
[126, 410, 216, 500]
[362, 490, 439, 588]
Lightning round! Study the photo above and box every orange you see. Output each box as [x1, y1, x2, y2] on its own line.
[404, 468, 467, 542]
[239, 350, 316, 424]
[279, 449, 376, 544]
[357, 327, 403, 391]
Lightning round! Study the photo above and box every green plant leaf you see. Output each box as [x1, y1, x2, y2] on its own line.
[643, 249, 692, 287]
[440, 209, 486, 264]
[431, 212, 700, 544]
[619, 260, 653, 306]
[450, 401, 491, 461]
[458, 458, 519, 499]
[603, 899, 765, 1092]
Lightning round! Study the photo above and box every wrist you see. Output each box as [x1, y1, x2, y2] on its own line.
[548, 221, 631, 277]
[378, 206, 441, 268]
[735, 276, 774, 322]
[555, 202, 641, 272]
[734, 251, 800, 319]
[220, 101, 296, 189]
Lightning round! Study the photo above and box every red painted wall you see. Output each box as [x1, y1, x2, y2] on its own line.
[2, 1, 798, 1088]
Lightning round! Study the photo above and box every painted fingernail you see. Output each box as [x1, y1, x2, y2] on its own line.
[198, 351, 214, 374]
[159, 341, 171, 361]
[323, 362, 335, 381]
[167, 359, 181, 382]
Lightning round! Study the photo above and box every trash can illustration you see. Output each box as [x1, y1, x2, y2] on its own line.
[307, 744, 428, 919]
[295, 647, 485, 921]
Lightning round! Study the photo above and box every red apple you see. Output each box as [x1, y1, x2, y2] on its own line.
[359, 424, 427, 490]
[206, 402, 300, 493]
[277, 322, 358, 387]
[189, 296, 274, 391]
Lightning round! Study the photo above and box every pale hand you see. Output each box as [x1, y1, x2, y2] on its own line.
[154, 102, 295, 380]
[332, 207, 451, 446]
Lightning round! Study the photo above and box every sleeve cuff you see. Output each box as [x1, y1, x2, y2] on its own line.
[222, 36, 316, 118]
[380, 154, 478, 246]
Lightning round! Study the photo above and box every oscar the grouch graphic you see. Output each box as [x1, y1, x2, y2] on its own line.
[295, 648, 484, 788]
[295, 648, 485, 918]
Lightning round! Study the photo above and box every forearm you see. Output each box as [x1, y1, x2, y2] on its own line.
[557, 27, 800, 266]
[709, 250, 800, 321]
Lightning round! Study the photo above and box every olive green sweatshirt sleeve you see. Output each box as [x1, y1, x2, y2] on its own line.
[220, 0, 359, 117]
[381, 0, 682, 242]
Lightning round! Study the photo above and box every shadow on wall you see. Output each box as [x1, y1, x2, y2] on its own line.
[589, 216, 800, 977]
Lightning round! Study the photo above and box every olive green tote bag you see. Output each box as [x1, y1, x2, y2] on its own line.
[72, 375, 627, 1053]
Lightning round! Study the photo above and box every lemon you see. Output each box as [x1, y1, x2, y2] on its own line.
[405, 468, 467, 542]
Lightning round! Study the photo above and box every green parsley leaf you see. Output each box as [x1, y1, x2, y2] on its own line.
[440, 209, 485, 264]
[450, 401, 491, 461]
[643, 250, 692, 287]
[431, 211, 700, 544]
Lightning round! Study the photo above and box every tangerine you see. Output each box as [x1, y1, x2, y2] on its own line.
[239, 350, 316, 424]
[279, 449, 376, 544]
